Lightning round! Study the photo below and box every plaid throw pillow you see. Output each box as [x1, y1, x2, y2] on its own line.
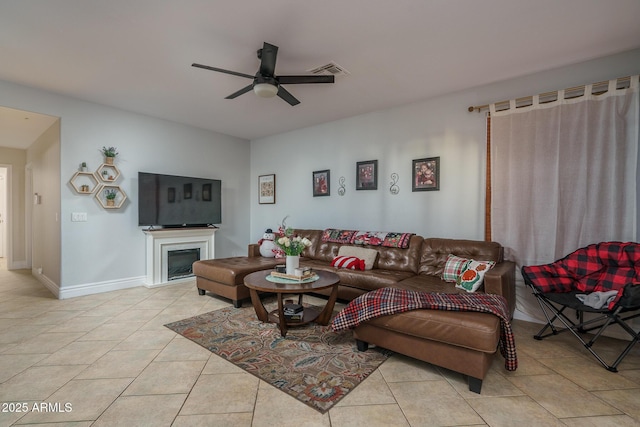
[331, 256, 366, 271]
[442, 254, 470, 282]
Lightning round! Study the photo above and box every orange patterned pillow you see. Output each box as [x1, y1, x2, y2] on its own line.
[455, 260, 496, 292]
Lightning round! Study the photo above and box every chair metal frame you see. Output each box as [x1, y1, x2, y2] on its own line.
[524, 273, 640, 372]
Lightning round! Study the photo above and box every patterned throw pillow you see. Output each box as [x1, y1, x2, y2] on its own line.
[322, 229, 358, 244]
[331, 256, 366, 271]
[338, 246, 378, 270]
[442, 254, 470, 282]
[455, 259, 496, 292]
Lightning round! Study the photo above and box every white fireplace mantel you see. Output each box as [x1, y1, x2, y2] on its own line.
[143, 228, 216, 287]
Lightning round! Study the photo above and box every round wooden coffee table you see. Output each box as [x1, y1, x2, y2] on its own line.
[243, 269, 340, 337]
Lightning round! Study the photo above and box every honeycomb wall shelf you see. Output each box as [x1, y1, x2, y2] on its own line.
[70, 171, 100, 194]
[96, 184, 127, 209]
[97, 163, 121, 183]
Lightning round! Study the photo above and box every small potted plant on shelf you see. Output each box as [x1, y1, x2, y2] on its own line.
[101, 146, 118, 164]
[104, 188, 117, 207]
[80, 162, 87, 172]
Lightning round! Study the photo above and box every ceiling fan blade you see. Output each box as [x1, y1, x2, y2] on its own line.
[277, 86, 300, 106]
[192, 63, 254, 80]
[225, 84, 254, 99]
[277, 75, 335, 84]
[259, 42, 278, 77]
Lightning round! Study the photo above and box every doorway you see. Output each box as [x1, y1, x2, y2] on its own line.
[0, 106, 59, 273]
[0, 166, 7, 270]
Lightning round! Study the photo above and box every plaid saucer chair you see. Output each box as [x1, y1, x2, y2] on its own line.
[521, 242, 640, 372]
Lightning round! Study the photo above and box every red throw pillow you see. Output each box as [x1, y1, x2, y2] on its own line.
[331, 255, 365, 271]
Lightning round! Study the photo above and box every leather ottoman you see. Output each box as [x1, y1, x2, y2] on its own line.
[193, 256, 280, 307]
[353, 308, 501, 393]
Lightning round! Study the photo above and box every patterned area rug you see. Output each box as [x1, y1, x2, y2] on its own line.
[164, 300, 391, 413]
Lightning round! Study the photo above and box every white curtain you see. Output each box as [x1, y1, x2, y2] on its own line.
[491, 76, 639, 321]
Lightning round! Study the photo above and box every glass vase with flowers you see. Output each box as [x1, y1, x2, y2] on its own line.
[274, 217, 312, 275]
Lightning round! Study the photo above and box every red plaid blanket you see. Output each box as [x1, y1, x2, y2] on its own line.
[522, 242, 640, 310]
[331, 287, 517, 371]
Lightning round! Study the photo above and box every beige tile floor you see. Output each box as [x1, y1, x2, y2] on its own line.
[1, 259, 640, 426]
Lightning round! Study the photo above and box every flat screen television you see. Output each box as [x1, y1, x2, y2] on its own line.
[138, 172, 221, 228]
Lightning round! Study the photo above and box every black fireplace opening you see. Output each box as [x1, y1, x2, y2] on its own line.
[167, 248, 200, 281]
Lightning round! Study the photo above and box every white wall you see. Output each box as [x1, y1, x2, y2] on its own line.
[0, 80, 250, 294]
[250, 48, 640, 240]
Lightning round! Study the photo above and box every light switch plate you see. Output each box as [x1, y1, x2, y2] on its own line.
[71, 212, 87, 222]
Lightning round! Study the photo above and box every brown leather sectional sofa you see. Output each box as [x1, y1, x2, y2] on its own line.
[193, 229, 516, 393]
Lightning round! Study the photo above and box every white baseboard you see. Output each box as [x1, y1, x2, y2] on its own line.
[58, 276, 146, 299]
[513, 309, 543, 324]
[33, 269, 60, 298]
[33, 272, 194, 300]
[10, 260, 29, 270]
[143, 276, 196, 289]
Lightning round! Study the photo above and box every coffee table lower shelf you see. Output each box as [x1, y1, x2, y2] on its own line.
[243, 270, 340, 337]
[267, 305, 321, 326]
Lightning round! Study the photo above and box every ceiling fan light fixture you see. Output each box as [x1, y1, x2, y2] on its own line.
[254, 83, 278, 98]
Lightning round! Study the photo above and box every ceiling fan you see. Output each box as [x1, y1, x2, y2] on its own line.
[192, 42, 334, 106]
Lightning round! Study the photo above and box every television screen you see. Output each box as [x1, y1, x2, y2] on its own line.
[138, 172, 221, 227]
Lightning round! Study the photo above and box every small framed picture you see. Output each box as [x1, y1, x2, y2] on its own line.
[184, 183, 192, 199]
[356, 160, 378, 190]
[167, 187, 176, 203]
[312, 170, 330, 197]
[258, 174, 276, 204]
[412, 157, 440, 191]
[202, 183, 212, 201]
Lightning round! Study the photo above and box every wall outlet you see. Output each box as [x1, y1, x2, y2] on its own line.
[71, 212, 87, 222]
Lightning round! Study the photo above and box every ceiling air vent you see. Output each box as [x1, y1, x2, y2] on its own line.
[307, 62, 350, 77]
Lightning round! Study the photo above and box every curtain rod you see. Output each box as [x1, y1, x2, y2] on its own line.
[467, 75, 634, 113]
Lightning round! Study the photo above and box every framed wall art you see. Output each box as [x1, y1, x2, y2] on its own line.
[313, 169, 330, 197]
[258, 174, 276, 204]
[356, 160, 378, 190]
[412, 157, 440, 191]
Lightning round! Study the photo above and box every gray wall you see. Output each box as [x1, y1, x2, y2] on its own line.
[250, 49, 640, 241]
[0, 80, 250, 294]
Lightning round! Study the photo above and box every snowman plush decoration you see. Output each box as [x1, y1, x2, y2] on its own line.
[258, 228, 277, 257]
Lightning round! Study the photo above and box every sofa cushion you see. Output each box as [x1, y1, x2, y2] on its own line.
[419, 238, 503, 276]
[375, 234, 424, 273]
[292, 229, 323, 259]
[456, 260, 496, 292]
[395, 274, 467, 294]
[338, 246, 378, 270]
[303, 259, 413, 291]
[442, 254, 470, 283]
[332, 269, 415, 291]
